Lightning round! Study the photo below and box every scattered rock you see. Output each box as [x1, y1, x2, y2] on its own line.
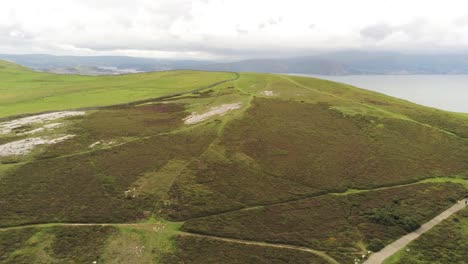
[0, 135, 75, 157]
[135, 245, 145, 257]
[17, 123, 63, 136]
[89, 140, 116, 149]
[0, 111, 85, 135]
[261, 90, 275, 96]
[89, 141, 102, 148]
[184, 103, 241, 124]
[124, 187, 137, 199]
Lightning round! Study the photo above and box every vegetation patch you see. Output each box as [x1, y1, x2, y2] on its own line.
[182, 183, 465, 263]
[0, 228, 38, 263]
[48, 226, 117, 263]
[35, 103, 187, 158]
[163, 235, 329, 264]
[102, 220, 182, 263]
[0, 122, 218, 226]
[166, 97, 468, 220]
[0, 225, 116, 263]
[222, 98, 468, 191]
[164, 155, 318, 220]
[366, 208, 421, 232]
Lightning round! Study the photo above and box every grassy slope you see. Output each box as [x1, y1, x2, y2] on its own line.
[2, 62, 468, 263]
[0, 60, 235, 118]
[0, 226, 116, 264]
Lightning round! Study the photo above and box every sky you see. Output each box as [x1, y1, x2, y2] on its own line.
[2, 0, 468, 59]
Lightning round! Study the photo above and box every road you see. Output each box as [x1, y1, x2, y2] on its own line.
[365, 200, 467, 264]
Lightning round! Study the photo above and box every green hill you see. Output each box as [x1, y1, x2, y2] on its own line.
[0, 60, 235, 119]
[1, 60, 468, 263]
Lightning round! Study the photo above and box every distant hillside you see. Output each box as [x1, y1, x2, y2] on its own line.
[197, 51, 468, 74]
[315, 51, 468, 74]
[0, 54, 209, 73]
[3, 51, 468, 75]
[196, 58, 353, 75]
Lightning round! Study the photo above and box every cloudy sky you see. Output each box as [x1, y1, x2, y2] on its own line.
[2, 0, 468, 59]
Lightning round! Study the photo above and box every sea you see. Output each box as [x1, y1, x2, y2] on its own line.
[290, 74, 468, 113]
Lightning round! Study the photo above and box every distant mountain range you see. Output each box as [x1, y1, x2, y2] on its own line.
[0, 54, 209, 75]
[3, 51, 468, 75]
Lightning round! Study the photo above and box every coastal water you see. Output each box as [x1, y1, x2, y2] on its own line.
[292, 74, 468, 113]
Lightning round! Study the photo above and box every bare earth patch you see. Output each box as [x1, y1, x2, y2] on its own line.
[184, 103, 242, 124]
[0, 135, 75, 157]
[89, 141, 102, 148]
[88, 140, 117, 149]
[261, 90, 275, 96]
[17, 123, 63, 136]
[0, 111, 85, 135]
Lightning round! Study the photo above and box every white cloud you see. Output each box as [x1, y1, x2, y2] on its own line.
[361, 23, 394, 41]
[1, 0, 468, 59]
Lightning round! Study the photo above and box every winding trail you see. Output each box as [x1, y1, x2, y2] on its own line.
[0, 222, 338, 264]
[365, 200, 467, 264]
[182, 177, 464, 222]
[179, 232, 340, 264]
[0, 222, 142, 232]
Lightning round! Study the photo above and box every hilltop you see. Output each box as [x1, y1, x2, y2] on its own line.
[1, 60, 468, 263]
[0, 60, 235, 119]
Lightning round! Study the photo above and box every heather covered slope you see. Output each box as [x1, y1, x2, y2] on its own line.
[1, 61, 468, 263]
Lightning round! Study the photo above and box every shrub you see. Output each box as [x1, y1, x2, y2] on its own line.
[366, 208, 420, 232]
[367, 238, 385, 252]
[367, 208, 398, 226]
[399, 217, 420, 232]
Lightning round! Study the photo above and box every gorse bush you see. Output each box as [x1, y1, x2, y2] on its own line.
[367, 238, 385, 252]
[366, 208, 421, 232]
[399, 216, 421, 232]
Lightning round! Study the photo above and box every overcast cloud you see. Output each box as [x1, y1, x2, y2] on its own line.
[2, 0, 468, 59]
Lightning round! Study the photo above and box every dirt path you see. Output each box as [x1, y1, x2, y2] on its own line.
[0, 221, 338, 264]
[365, 200, 467, 264]
[0, 222, 142, 232]
[183, 178, 461, 222]
[1, 199, 464, 264]
[179, 232, 340, 264]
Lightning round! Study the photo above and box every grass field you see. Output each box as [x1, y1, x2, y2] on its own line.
[2, 60, 468, 263]
[0, 60, 236, 118]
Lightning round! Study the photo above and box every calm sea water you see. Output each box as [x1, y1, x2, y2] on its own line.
[291, 74, 468, 113]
